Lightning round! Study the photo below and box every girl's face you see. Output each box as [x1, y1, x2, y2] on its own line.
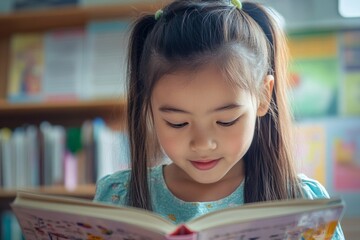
[151, 65, 265, 185]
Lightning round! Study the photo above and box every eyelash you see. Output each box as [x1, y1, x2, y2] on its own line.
[216, 117, 240, 127]
[166, 122, 188, 129]
[165, 117, 240, 129]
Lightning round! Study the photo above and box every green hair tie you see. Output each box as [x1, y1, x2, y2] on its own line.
[231, 0, 242, 9]
[155, 9, 163, 20]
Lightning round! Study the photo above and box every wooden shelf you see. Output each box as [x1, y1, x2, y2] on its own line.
[0, 98, 124, 113]
[0, 184, 95, 199]
[0, 2, 166, 34]
[0, 99, 126, 128]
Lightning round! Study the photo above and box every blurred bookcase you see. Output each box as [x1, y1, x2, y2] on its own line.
[0, 2, 165, 236]
[288, 28, 360, 239]
[0, 1, 359, 238]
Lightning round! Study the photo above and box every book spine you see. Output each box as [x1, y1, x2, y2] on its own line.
[166, 225, 197, 240]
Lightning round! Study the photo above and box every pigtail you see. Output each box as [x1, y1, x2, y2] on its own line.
[242, 2, 302, 202]
[127, 14, 157, 210]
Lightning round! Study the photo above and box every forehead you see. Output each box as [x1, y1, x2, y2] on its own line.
[151, 64, 254, 109]
[149, 45, 257, 95]
[154, 64, 228, 91]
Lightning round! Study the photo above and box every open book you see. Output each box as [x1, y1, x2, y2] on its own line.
[11, 191, 344, 240]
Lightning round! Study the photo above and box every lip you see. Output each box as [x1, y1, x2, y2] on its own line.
[190, 158, 221, 171]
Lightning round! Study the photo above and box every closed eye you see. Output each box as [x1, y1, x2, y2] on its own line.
[216, 116, 241, 127]
[166, 121, 188, 129]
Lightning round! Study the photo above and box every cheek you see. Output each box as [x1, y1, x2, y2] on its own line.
[224, 119, 256, 157]
[225, 133, 249, 157]
[154, 122, 184, 159]
[159, 136, 182, 159]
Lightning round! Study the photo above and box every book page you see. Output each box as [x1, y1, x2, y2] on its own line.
[197, 207, 342, 240]
[12, 191, 177, 238]
[13, 206, 167, 240]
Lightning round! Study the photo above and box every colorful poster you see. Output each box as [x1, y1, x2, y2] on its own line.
[294, 123, 326, 186]
[290, 59, 339, 118]
[342, 72, 360, 115]
[288, 33, 340, 119]
[327, 119, 360, 191]
[339, 30, 360, 116]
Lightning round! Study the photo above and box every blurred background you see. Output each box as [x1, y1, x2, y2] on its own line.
[0, 0, 359, 239]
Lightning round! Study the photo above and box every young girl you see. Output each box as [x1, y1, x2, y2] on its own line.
[94, 0, 344, 238]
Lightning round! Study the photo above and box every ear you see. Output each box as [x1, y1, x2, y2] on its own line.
[257, 75, 274, 117]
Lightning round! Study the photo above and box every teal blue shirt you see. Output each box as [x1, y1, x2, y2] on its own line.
[94, 164, 345, 239]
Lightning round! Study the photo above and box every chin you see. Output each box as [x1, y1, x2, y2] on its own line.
[189, 173, 223, 185]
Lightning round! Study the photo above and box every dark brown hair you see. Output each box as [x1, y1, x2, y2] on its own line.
[127, 0, 302, 210]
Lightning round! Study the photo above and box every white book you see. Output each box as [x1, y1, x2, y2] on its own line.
[25, 125, 40, 187]
[83, 20, 129, 100]
[96, 121, 114, 180]
[51, 125, 66, 185]
[116, 131, 130, 170]
[80, 0, 153, 6]
[43, 28, 85, 101]
[12, 128, 27, 188]
[12, 191, 345, 240]
[0, 0, 11, 13]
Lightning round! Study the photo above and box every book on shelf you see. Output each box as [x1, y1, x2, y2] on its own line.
[11, 191, 344, 240]
[0, 0, 11, 13]
[12, 0, 78, 11]
[79, 0, 152, 6]
[0, 120, 129, 190]
[43, 28, 85, 101]
[83, 20, 129, 100]
[7, 33, 44, 103]
[6, 21, 128, 103]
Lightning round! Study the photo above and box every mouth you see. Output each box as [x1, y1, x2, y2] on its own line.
[190, 158, 221, 171]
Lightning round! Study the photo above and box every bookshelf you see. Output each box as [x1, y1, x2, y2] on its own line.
[0, 1, 163, 221]
[0, 98, 126, 128]
[0, 2, 165, 125]
[0, 3, 165, 34]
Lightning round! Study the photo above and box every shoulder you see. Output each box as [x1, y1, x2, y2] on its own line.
[298, 174, 330, 199]
[93, 169, 131, 205]
[93, 165, 163, 205]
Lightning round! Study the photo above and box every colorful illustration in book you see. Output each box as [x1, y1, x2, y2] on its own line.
[15, 210, 156, 239]
[294, 123, 326, 185]
[302, 221, 338, 240]
[328, 120, 360, 191]
[200, 210, 340, 240]
[288, 33, 339, 118]
[13, 205, 342, 240]
[8, 34, 44, 102]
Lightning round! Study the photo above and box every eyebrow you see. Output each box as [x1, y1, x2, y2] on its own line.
[159, 103, 243, 114]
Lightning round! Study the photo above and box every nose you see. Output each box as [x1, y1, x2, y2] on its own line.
[190, 128, 217, 152]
